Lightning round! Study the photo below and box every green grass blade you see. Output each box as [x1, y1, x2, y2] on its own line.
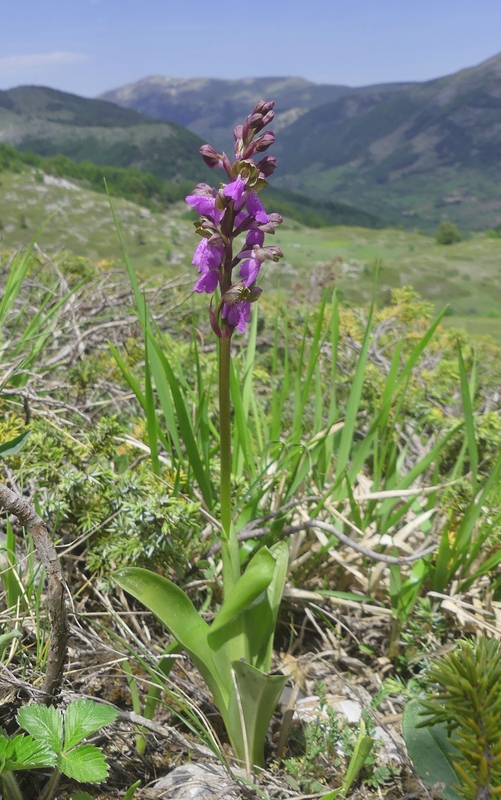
[457, 341, 478, 490]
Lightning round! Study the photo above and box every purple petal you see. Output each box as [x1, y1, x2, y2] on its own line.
[186, 194, 218, 217]
[194, 269, 220, 293]
[245, 229, 265, 247]
[192, 238, 224, 271]
[240, 258, 261, 286]
[222, 301, 251, 334]
[246, 192, 270, 224]
[223, 176, 246, 202]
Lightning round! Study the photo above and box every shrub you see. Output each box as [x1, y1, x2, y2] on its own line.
[435, 220, 461, 245]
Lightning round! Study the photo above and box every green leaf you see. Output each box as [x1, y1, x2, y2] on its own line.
[123, 782, 141, 800]
[0, 430, 30, 458]
[242, 541, 289, 671]
[72, 792, 96, 800]
[113, 568, 229, 713]
[17, 704, 63, 753]
[209, 547, 275, 636]
[227, 659, 289, 768]
[63, 699, 118, 751]
[402, 700, 462, 800]
[457, 342, 478, 491]
[59, 743, 109, 783]
[341, 718, 373, 796]
[4, 734, 57, 771]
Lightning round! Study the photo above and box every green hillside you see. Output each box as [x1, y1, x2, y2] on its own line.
[1, 158, 500, 339]
[0, 85, 210, 183]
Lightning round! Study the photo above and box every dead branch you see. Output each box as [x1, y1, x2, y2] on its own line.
[0, 483, 68, 699]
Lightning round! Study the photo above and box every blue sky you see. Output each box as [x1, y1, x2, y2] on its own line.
[1, 0, 501, 97]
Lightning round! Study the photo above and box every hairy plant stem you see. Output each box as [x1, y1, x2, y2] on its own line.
[39, 767, 61, 800]
[219, 334, 240, 595]
[0, 773, 24, 800]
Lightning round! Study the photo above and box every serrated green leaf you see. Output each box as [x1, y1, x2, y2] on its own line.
[63, 699, 118, 751]
[59, 744, 108, 783]
[4, 734, 57, 770]
[17, 705, 63, 752]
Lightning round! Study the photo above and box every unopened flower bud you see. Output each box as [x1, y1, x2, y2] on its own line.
[247, 112, 264, 130]
[255, 245, 283, 262]
[257, 155, 277, 177]
[261, 109, 275, 127]
[200, 144, 221, 168]
[254, 131, 275, 153]
[253, 100, 274, 116]
[222, 152, 233, 177]
[269, 213, 283, 225]
[233, 124, 244, 142]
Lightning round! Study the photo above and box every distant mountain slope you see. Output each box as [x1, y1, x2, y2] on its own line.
[0, 85, 209, 182]
[99, 56, 501, 230]
[273, 52, 501, 230]
[99, 75, 410, 152]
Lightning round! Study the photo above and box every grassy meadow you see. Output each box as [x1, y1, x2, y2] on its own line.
[1, 165, 500, 338]
[3, 146, 501, 798]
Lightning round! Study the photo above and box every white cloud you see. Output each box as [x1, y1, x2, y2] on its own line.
[0, 52, 88, 75]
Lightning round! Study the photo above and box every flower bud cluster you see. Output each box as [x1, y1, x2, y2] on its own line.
[185, 100, 283, 335]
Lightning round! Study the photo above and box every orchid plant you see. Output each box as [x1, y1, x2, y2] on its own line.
[114, 101, 290, 769]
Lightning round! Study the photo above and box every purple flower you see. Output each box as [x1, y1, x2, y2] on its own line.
[223, 176, 246, 203]
[194, 269, 221, 294]
[245, 229, 265, 247]
[222, 300, 251, 334]
[239, 258, 261, 286]
[192, 238, 224, 294]
[186, 184, 224, 224]
[246, 193, 269, 224]
[192, 237, 224, 271]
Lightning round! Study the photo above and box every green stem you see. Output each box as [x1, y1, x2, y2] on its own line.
[219, 335, 240, 595]
[0, 772, 24, 800]
[39, 767, 61, 800]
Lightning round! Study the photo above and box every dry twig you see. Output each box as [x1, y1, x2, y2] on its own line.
[0, 483, 68, 698]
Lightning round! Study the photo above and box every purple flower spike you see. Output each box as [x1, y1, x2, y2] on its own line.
[186, 99, 282, 335]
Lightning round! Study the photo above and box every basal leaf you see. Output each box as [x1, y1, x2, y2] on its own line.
[59, 743, 108, 783]
[113, 568, 229, 712]
[242, 541, 289, 671]
[17, 704, 63, 753]
[63, 699, 118, 751]
[227, 659, 289, 768]
[402, 700, 462, 800]
[209, 547, 275, 636]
